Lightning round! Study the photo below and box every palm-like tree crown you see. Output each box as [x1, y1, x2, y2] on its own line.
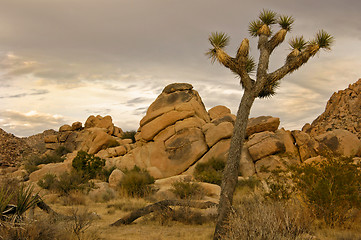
[278, 15, 294, 31]
[289, 36, 307, 51]
[259, 9, 277, 25]
[314, 30, 334, 50]
[206, 32, 230, 63]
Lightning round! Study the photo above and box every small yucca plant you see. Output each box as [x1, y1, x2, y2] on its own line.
[14, 185, 40, 222]
[0, 186, 14, 220]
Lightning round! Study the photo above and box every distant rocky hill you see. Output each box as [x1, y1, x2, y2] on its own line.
[0, 128, 55, 168]
[0, 128, 30, 167]
[305, 78, 361, 138]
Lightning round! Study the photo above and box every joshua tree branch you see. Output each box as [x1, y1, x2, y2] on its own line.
[267, 44, 320, 83]
[235, 38, 253, 90]
[268, 29, 287, 53]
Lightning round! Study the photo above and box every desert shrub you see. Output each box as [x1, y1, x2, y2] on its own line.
[99, 166, 116, 182]
[72, 151, 105, 180]
[55, 171, 93, 195]
[106, 198, 148, 213]
[225, 195, 313, 240]
[67, 208, 97, 240]
[37, 173, 57, 190]
[37, 171, 93, 196]
[24, 149, 66, 174]
[121, 130, 136, 143]
[24, 162, 40, 174]
[237, 176, 261, 191]
[54, 146, 71, 156]
[291, 156, 361, 227]
[120, 166, 154, 197]
[150, 205, 216, 226]
[61, 191, 87, 206]
[0, 216, 69, 240]
[194, 157, 225, 185]
[264, 168, 295, 201]
[170, 181, 205, 200]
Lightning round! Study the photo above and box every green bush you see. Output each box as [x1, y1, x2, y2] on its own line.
[291, 157, 361, 227]
[100, 166, 116, 182]
[121, 130, 136, 143]
[54, 146, 71, 156]
[194, 158, 225, 185]
[120, 166, 154, 197]
[24, 147, 68, 174]
[264, 168, 294, 201]
[37, 173, 57, 190]
[72, 151, 105, 180]
[171, 181, 205, 199]
[37, 171, 93, 196]
[237, 176, 260, 191]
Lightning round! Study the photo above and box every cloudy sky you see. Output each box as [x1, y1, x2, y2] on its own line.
[1, 0, 360, 137]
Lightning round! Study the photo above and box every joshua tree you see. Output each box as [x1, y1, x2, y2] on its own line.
[207, 9, 333, 239]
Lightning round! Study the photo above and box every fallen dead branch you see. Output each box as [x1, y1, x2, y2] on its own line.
[110, 199, 218, 226]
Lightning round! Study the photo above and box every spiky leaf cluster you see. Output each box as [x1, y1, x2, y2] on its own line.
[248, 20, 263, 37]
[314, 30, 334, 50]
[257, 80, 280, 98]
[278, 15, 294, 31]
[245, 57, 256, 74]
[208, 32, 230, 49]
[15, 185, 40, 220]
[289, 36, 307, 51]
[259, 9, 277, 25]
[206, 32, 230, 63]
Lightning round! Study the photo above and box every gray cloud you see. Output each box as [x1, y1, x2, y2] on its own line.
[0, 89, 49, 99]
[0, 0, 360, 136]
[0, 110, 67, 137]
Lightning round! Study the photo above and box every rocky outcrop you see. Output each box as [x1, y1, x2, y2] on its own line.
[307, 78, 361, 139]
[315, 129, 361, 157]
[246, 116, 280, 137]
[0, 128, 31, 167]
[118, 83, 210, 178]
[247, 131, 285, 161]
[44, 115, 129, 156]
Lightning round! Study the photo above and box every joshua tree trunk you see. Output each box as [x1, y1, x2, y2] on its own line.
[207, 10, 333, 240]
[213, 89, 255, 239]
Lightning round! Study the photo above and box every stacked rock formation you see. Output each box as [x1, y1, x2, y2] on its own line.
[111, 83, 211, 178]
[306, 78, 361, 138]
[44, 115, 130, 155]
[107, 83, 294, 179]
[36, 81, 361, 182]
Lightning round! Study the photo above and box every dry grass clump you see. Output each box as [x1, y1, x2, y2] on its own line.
[106, 198, 149, 214]
[119, 166, 155, 197]
[170, 180, 205, 200]
[149, 203, 216, 226]
[225, 195, 314, 240]
[0, 216, 68, 240]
